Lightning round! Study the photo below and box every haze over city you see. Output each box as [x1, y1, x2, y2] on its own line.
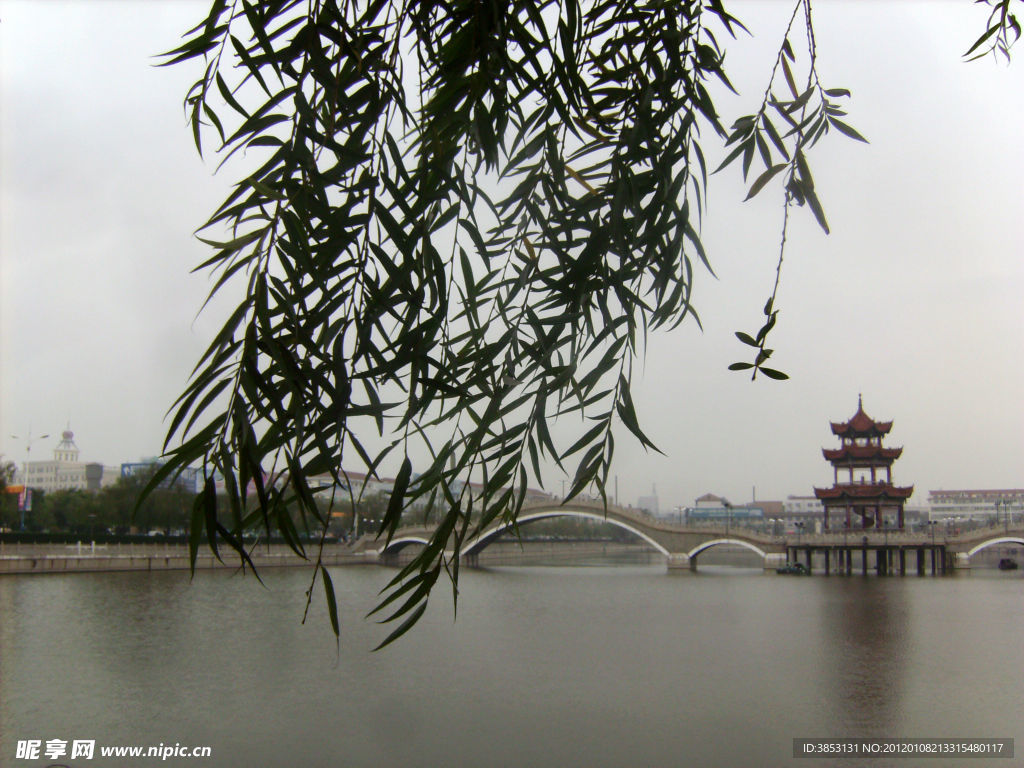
[2, 1, 1022, 511]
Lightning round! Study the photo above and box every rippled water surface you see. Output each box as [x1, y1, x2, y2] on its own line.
[2, 564, 1022, 767]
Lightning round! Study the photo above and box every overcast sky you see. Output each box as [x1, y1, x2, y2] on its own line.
[2, 1, 1021, 511]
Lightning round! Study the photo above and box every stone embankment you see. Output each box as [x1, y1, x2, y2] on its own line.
[0, 541, 372, 575]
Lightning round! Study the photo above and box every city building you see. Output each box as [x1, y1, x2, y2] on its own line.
[637, 486, 660, 515]
[684, 493, 765, 523]
[19, 429, 119, 493]
[814, 396, 914, 529]
[778, 495, 826, 532]
[121, 458, 201, 493]
[902, 504, 930, 530]
[784, 495, 824, 518]
[927, 489, 1024, 524]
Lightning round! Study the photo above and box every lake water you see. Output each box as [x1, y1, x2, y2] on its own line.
[1, 562, 1022, 767]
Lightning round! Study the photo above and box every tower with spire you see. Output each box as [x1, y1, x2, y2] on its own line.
[813, 396, 913, 530]
[53, 428, 80, 464]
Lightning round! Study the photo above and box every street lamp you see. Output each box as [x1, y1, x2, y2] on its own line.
[10, 430, 50, 531]
[794, 521, 806, 571]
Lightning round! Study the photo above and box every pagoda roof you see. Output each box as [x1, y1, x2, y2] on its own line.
[814, 484, 914, 501]
[830, 395, 892, 437]
[822, 445, 903, 462]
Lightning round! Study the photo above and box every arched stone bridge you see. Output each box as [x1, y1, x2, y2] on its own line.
[948, 526, 1024, 569]
[351, 500, 1024, 573]
[354, 500, 787, 570]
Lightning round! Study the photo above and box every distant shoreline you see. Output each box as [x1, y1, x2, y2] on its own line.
[0, 540, 655, 575]
[0, 542, 373, 575]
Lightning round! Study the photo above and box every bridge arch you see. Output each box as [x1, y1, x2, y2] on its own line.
[687, 538, 768, 561]
[965, 537, 1024, 559]
[379, 534, 432, 554]
[463, 509, 671, 557]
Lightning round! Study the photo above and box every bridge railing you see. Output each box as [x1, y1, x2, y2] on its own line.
[786, 530, 953, 547]
[945, 520, 1024, 540]
[353, 504, 1024, 554]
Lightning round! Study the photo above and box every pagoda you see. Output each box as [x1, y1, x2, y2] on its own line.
[814, 396, 913, 530]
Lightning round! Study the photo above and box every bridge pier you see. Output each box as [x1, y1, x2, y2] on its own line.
[668, 540, 968, 578]
[362, 551, 380, 565]
[667, 553, 693, 571]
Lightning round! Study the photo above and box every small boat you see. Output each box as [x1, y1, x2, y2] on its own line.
[997, 558, 1018, 571]
[777, 562, 809, 575]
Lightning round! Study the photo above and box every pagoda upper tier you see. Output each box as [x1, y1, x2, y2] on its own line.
[830, 395, 892, 438]
[822, 444, 903, 462]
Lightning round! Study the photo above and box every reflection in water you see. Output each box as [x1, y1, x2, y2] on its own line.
[818, 579, 909, 735]
[2, 566, 1022, 768]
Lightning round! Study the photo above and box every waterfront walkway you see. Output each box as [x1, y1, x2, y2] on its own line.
[0, 540, 368, 575]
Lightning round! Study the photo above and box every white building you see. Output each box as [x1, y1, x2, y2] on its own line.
[19, 429, 119, 493]
[928, 489, 1024, 523]
[783, 495, 824, 517]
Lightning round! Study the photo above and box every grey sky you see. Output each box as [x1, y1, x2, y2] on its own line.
[2, 1, 1021, 512]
